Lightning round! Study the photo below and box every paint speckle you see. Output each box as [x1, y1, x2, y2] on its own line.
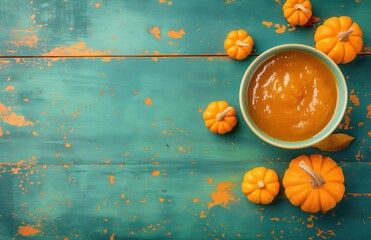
[4, 85, 15, 92]
[350, 89, 360, 106]
[207, 181, 238, 209]
[18, 225, 40, 236]
[149, 27, 162, 40]
[65, 142, 72, 148]
[152, 170, 161, 177]
[167, 29, 186, 39]
[109, 175, 115, 184]
[144, 98, 152, 105]
[262, 21, 273, 27]
[274, 24, 286, 33]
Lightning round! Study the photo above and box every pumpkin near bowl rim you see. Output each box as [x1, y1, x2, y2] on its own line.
[239, 44, 348, 149]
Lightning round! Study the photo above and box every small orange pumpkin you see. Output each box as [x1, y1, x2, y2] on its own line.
[203, 101, 237, 134]
[224, 30, 254, 60]
[283, 154, 345, 213]
[283, 0, 312, 26]
[314, 16, 363, 64]
[241, 167, 280, 204]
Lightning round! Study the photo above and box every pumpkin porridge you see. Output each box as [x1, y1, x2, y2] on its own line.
[247, 50, 337, 141]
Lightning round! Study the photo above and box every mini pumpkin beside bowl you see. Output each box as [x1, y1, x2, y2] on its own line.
[314, 16, 363, 64]
[203, 101, 237, 134]
[241, 167, 280, 204]
[224, 30, 254, 60]
[282, 154, 345, 213]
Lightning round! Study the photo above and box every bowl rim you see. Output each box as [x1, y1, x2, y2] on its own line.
[239, 44, 348, 149]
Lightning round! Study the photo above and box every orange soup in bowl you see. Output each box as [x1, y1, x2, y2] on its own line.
[247, 50, 337, 141]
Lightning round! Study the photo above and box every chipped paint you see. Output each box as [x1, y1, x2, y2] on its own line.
[144, 98, 153, 105]
[7, 28, 39, 48]
[262, 21, 273, 27]
[149, 27, 162, 40]
[17, 225, 40, 236]
[0, 102, 34, 127]
[42, 42, 111, 61]
[208, 181, 238, 209]
[4, 85, 15, 92]
[350, 89, 360, 106]
[152, 170, 161, 176]
[109, 175, 115, 184]
[167, 29, 186, 39]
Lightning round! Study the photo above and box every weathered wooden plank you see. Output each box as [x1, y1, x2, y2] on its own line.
[0, 0, 370, 56]
[0, 56, 369, 164]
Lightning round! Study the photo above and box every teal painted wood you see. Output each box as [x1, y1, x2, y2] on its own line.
[0, 56, 370, 239]
[0, 0, 370, 56]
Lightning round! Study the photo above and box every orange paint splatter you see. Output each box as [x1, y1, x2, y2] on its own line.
[262, 21, 273, 27]
[0, 126, 3, 137]
[8, 28, 39, 48]
[109, 175, 115, 184]
[274, 24, 286, 33]
[18, 225, 40, 236]
[144, 98, 152, 105]
[110, 233, 115, 240]
[350, 89, 360, 106]
[42, 42, 110, 59]
[203, 178, 214, 184]
[65, 142, 71, 148]
[207, 181, 238, 209]
[32, 131, 39, 136]
[0, 102, 34, 127]
[95, 3, 102, 8]
[367, 104, 371, 118]
[192, 198, 199, 203]
[149, 27, 162, 40]
[23, 98, 29, 102]
[152, 170, 161, 177]
[159, 197, 165, 202]
[4, 85, 15, 92]
[200, 211, 206, 218]
[368, 131, 371, 137]
[167, 28, 186, 39]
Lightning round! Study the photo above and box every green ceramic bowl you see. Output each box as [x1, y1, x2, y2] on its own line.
[239, 44, 348, 149]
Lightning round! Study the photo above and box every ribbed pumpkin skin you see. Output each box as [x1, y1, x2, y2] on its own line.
[241, 167, 280, 204]
[203, 101, 237, 134]
[314, 16, 363, 64]
[283, 154, 345, 213]
[283, 0, 312, 26]
[224, 30, 254, 60]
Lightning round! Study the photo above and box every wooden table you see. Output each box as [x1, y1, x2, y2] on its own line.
[0, 1, 370, 239]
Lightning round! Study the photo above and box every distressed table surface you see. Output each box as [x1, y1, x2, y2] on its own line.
[0, 1, 370, 240]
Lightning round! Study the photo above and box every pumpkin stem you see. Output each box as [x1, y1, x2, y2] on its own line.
[338, 26, 354, 42]
[257, 180, 265, 189]
[299, 161, 326, 188]
[294, 4, 308, 14]
[216, 106, 232, 121]
[236, 40, 250, 47]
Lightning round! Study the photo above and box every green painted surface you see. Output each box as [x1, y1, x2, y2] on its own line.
[0, 0, 370, 56]
[0, 0, 370, 239]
